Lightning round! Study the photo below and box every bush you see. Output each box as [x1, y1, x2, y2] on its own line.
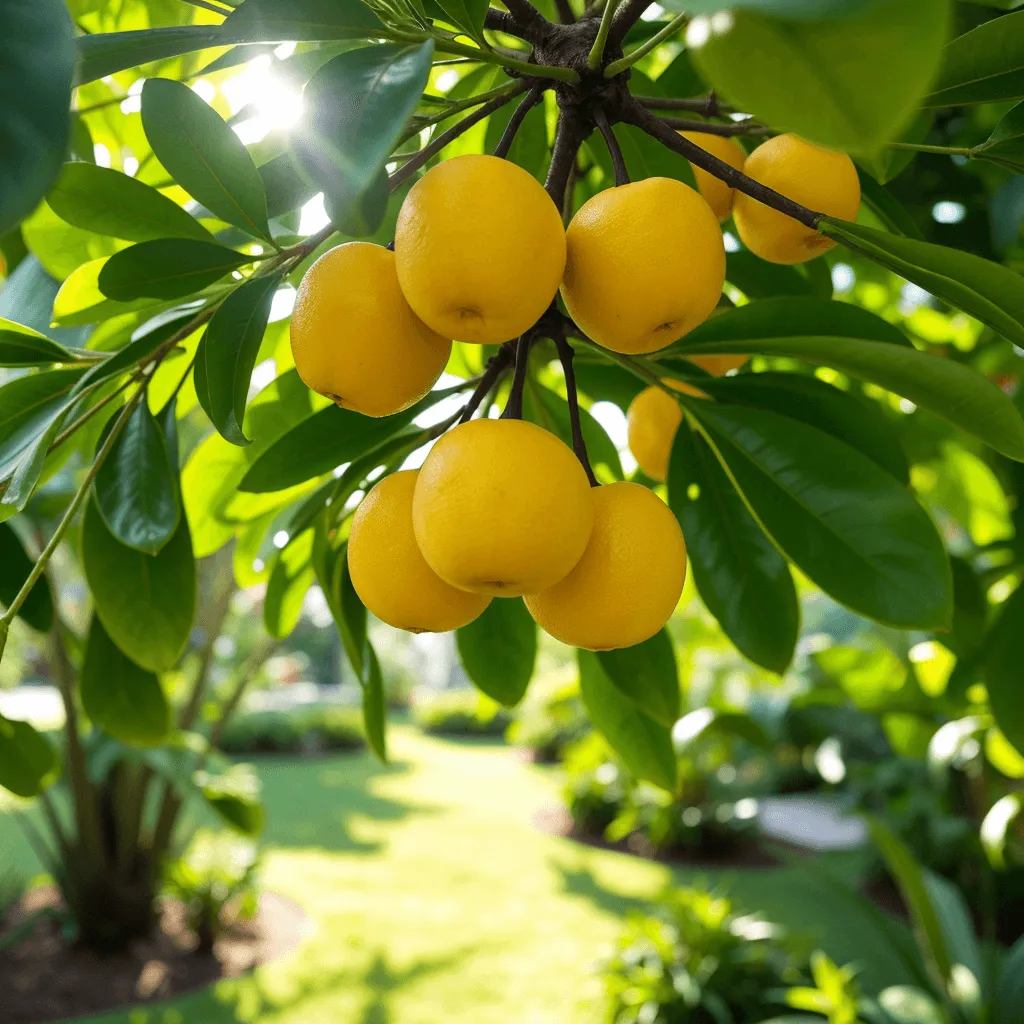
[216, 704, 366, 755]
[507, 673, 589, 762]
[412, 689, 512, 737]
[601, 887, 805, 1024]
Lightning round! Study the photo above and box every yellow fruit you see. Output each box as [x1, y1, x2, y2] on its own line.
[680, 131, 747, 221]
[348, 471, 491, 633]
[412, 418, 594, 597]
[525, 482, 687, 651]
[688, 353, 748, 376]
[561, 177, 725, 355]
[290, 242, 451, 417]
[395, 154, 566, 344]
[733, 134, 860, 265]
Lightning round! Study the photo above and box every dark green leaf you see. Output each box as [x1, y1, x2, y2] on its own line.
[141, 77, 271, 241]
[688, 401, 953, 630]
[47, 163, 215, 243]
[198, 272, 280, 446]
[0, 0, 75, 234]
[0, 713, 57, 797]
[97, 240, 252, 301]
[456, 599, 537, 707]
[81, 615, 171, 746]
[857, 168, 926, 240]
[197, 764, 264, 836]
[574, 361, 647, 409]
[360, 643, 388, 762]
[675, 0, 875, 14]
[82, 495, 196, 673]
[857, 110, 933, 188]
[222, 0, 385, 42]
[0, 367, 84, 481]
[588, 124, 696, 189]
[985, 582, 1024, 757]
[0, 411, 67, 513]
[688, 0, 950, 154]
[93, 401, 179, 555]
[668, 423, 797, 674]
[994, 937, 1024, 1024]
[921, 872, 982, 991]
[260, 151, 319, 219]
[326, 167, 389, 238]
[75, 26, 224, 85]
[578, 649, 677, 791]
[926, 9, 1024, 106]
[725, 250, 816, 299]
[0, 523, 52, 632]
[297, 42, 434, 208]
[974, 99, 1024, 172]
[596, 629, 680, 726]
[0, 318, 76, 367]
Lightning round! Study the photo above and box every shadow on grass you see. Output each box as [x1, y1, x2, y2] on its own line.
[548, 857, 650, 919]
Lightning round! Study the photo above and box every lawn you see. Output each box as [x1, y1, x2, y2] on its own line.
[0, 727, 916, 1023]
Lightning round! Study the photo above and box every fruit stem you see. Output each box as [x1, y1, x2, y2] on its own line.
[501, 335, 534, 420]
[604, 11, 689, 77]
[587, 0, 621, 70]
[459, 345, 516, 422]
[493, 84, 547, 159]
[555, 334, 599, 487]
[620, 97, 823, 230]
[594, 106, 630, 186]
[632, 93, 731, 118]
[652, 114, 770, 138]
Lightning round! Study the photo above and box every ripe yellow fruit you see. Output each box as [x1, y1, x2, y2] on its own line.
[394, 154, 566, 344]
[733, 134, 860, 265]
[561, 177, 725, 355]
[348, 471, 491, 633]
[680, 131, 747, 221]
[290, 242, 451, 417]
[525, 482, 687, 651]
[412, 418, 594, 597]
[688, 353, 748, 377]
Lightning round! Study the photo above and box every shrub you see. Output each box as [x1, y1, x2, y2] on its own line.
[216, 704, 366, 756]
[412, 689, 512, 737]
[507, 673, 589, 762]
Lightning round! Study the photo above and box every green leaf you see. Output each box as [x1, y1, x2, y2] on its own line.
[141, 77, 271, 242]
[993, 937, 1024, 1024]
[93, 401, 179, 556]
[81, 615, 171, 747]
[578, 649, 677, 791]
[264, 529, 314, 638]
[697, 371, 909, 483]
[725, 250, 816, 300]
[857, 110, 933, 189]
[985, 582, 1024, 757]
[97, 240, 252, 301]
[0, 0, 75, 234]
[688, 401, 953, 630]
[0, 713, 58, 798]
[82, 495, 196, 673]
[0, 318, 76, 367]
[297, 42, 434, 208]
[921, 872, 982, 992]
[434, 0, 489, 38]
[222, 0, 386, 42]
[926, 9, 1024, 106]
[0, 367, 84, 481]
[197, 272, 280, 446]
[360, 643, 388, 763]
[673, 296, 1024, 462]
[0, 524, 53, 632]
[456, 599, 537, 707]
[974, 98, 1024, 172]
[687, 0, 951, 154]
[588, 124, 696, 190]
[857, 168, 926, 240]
[668, 423, 797, 674]
[75, 25, 224, 85]
[0, 411, 67, 514]
[196, 764, 265, 836]
[596, 629, 680, 726]
[47, 163, 216, 244]
[675, 0, 874, 15]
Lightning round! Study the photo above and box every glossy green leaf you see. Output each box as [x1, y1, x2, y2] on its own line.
[196, 764, 265, 836]
[672, 297, 1024, 462]
[921, 872, 982, 993]
[974, 99, 1024, 172]
[222, 0, 385, 42]
[456, 599, 537, 707]
[97, 240, 252, 301]
[673, 0, 874, 15]
[82, 495, 196, 673]
[993, 936, 1024, 1024]
[0, 411, 67, 514]
[985, 582, 1024, 757]
[52, 257, 166, 327]
[578, 649, 677, 791]
[141, 77, 271, 241]
[0, 523, 53, 632]
[857, 168, 926, 240]
[75, 25, 224, 84]
[668, 423, 797, 674]
[589, 124, 696, 190]
[0, 367, 84, 481]
[360, 644, 388, 762]
[688, 0, 950, 154]
[0, 713, 58, 798]
[0, 0, 75, 234]
[434, 0, 489, 38]
[81, 615, 171, 746]
[596, 629, 680, 726]
[688, 401, 953, 630]
[47, 163, 215, 244]
[93, 401, 179, 555]
[927, 9, 1024, 105]
[857, 110, 933, 189]
[198, 272, 280, 446]
[265, 529, 315, 638]
[725, 251, 816, 300]
[0, 318, 76, 366]
[297, 42, 434, 208]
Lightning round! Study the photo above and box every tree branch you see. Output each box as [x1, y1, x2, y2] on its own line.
[594, 106, 629, 185]
[459, 345, 516, 422]
[633, 93, 729, 117]
[545, 108, 587, 208]
[493, 84, 546, 158]
[652, 114, 768, 137]
[501, 335, 534, 419]
[555, 335, 599, 486]
[553, 0, 576, 24]
[483, 7, 525, 35]
[498, 0, 551, 36]
[608, 0, 655, 45]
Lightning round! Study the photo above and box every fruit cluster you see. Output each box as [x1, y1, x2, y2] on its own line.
[289, 131, 860, 651]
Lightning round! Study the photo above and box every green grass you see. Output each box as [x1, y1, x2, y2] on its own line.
[1, 726, 916, 1023]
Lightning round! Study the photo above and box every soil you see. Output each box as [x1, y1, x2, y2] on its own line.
[0, 888, 311, 1024]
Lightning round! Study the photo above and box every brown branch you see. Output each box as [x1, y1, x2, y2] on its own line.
[497, 0, 551, 38]
[459, 345, 516, 422]
[545, 107, 587, 208]
[501, 335, 534, 419]
[594, 106, 629, 185]
[632, 93, 728, 117]
[651, 114, 768, 137]
[553, 0, 576, 23]
[493, 84, 546, 158]
[608, 0, 655, 45]
[555, 334, 598, 486]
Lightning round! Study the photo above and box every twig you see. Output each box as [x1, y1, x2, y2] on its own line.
[608, 0, 655, 44]
[545, 108, 587, 208]
[887, 141, 973, 157]
[594, 106, 629, 185]
[493, 84, 546, 158]
[633, 93, 728, 117]
[425, 34, 579, 82]
[403, 80, 526, 143]
[459, 346, 516, 422]
[604, 11, 689, 77]
[555, 335, 598, 486]
[587, 0, 620, 69]
[502, 335, 534, 419]
[652, 115, 769, 137]
[483, 8, 525, 35]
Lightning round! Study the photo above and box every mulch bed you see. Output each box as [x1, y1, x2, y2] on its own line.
[0, 887, 311, 1024]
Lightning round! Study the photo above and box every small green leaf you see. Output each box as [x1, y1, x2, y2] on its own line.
[456, 599, 537, 707]
[985, 582, 1024, 757]
[75, 25, 224, 85]
[0, 412, 67, 514]
[974, 98, 1024, 172]
[197, 272, 280, 446]
[93, 401, 180, 555]
[0, 318, 76, 367]
[360, 643, 388, 762]
[668, 423, 797, 674]
[725, 250, 816, 300]
[97, 240, 252, 301]
[927, 9, 1024, 106]
[596, 629, 680, 726]
[264, 529, 314, 638]
[222, 0, 386, 42]
[0, 523, 53, 632]
[47, 163, 216, 244]
[81, 615, 171, 746]
[141, 77, 271, 241]
[0, 367, 83, 481]
[434, 0, 490, 38]
[578, 649, 677, 791]
[0, 712, 58, 798]
[857, 167, 926, 240]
